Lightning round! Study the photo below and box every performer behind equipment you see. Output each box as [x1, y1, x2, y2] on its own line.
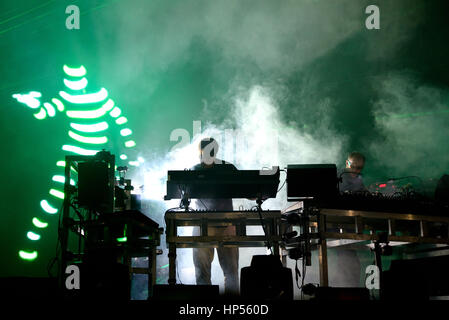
[339, 151, 367, 192]
[191, 137, 239, 295]
[334, 151, 367, 287]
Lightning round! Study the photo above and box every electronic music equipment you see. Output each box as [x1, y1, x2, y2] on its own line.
[318, 192, 449, 216]
[286, 164, 338, 201]
[282, 194, 449, 288]
[164, 166, 280, 200]
[240, 255, 293, 300]
[77, 151, 115, 213]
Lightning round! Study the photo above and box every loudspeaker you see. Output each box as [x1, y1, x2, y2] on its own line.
[240, 255, 293, 300]
[78, 161, 112, 212]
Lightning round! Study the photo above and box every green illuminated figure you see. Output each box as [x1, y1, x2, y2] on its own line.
[12, 65, 142, 261]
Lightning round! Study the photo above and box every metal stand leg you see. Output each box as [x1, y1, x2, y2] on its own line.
[149, 247, 156, 297]
[273, 241, 280, 256]
[319, 239, 329, 287]
[281, 251, 287, 267]
[168, 243, 176, 285]
[318, 213, 328, 286]
[374, 241, 383, 299]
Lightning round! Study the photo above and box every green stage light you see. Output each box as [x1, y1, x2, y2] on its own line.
[59, 88, 108, 104]
[51, 175, 75, 186]
[56, 161, 77, 172]
[12, 64, 140, 262]
[27, 231, 41, 241]
[120, 128, 132, 136]
[49, 189, 64, 200]
[51, 98, 65, 111]
[33, 107, 46, 120]
[40, 200, 58, 214]
[43, 102, 56, 117]
[70, 121, 109, 132]
[12, 92, 41, 109]
[63, 65, 86, 77]
[32, 217, 49, 228]
[63, 77, 88, 90]
[68, 130, 108, 144]
[62, 144, 99, 155]
[116, 116, 128, 125]
[116, 237, 127, 242]
[125, 140, 136, 148]
[18, 250, 38, 261]
[110, 106, 122, 118]
[66, 98, 114, 119]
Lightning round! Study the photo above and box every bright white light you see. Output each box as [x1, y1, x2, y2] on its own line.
[40, 200, 58, 214]
[120, 128, 132, 136]
[66, 99, 114, 119]
[43, 102, 56, 117]
[32, 217, 49, 228]
[63, 65, 86, 77]
[68, 130, 108, 144]
[52, 175, 75, 185]
[12, 92, 41, 109]
[64, 77, 88, 90]
[27, 231, 41, 241]
[70, 121, 109, 133]
[62, 145, 99, 156]
[49, 189, 64, 199]
[59, 88, 108, 104]
[128, 161, 140, 167]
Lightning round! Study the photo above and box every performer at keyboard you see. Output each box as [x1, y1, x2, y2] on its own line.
[335, 151, 366, 287]
[339, 151, 368, 192]
[191, 137, 239, 295]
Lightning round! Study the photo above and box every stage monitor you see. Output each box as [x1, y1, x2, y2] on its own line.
[286, 164, 338, 201]
[78, 160, 114, 212]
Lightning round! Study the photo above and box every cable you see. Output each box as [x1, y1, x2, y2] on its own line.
[198, 199, 209, 211]
[295, 260, 301, 290]
[277, 169, 287, 193]
[277, 179, 287, 193]
[255, 199, 273, 255]
[301, 255, 306, 299]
